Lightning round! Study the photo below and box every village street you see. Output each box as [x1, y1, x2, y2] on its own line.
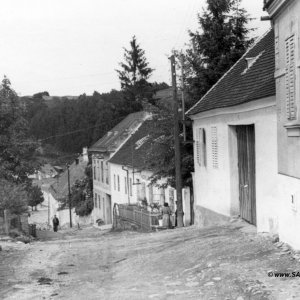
[1, 221, 300, 300]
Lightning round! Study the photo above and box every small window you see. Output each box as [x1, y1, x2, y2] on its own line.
[98, 195, 101, 209]
[117, 175, 120, 191]
[196, 128, 206, 167]
[129, 178, 132, 196]
[94, 193, 97, 208]
[125, 177, 127, 194]
[101, 161, 104, 183]
[93, 166, 96, 180]
[96, 160, 100, 181]
[105, 162, 109, 184]
[114, 174, 116, 190]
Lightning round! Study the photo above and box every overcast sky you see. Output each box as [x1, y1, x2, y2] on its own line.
[0, 0, 271, 96]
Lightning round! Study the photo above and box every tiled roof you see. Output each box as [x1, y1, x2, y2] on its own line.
[48, 156, 88, 200]
[88, 111, 148, 153]
[109, 120, 155, 170]
[187, 29, 275, 116]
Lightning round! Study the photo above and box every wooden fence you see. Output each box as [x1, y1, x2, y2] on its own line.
[116, 204, 160, 231]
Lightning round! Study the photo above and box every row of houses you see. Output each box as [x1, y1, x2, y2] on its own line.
[40, 108, 191, 228]
[187, 0, 300, 250]
[89, 110, 191, 227]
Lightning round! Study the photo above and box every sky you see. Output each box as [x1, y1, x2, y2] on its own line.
[0, 0, 271, 96]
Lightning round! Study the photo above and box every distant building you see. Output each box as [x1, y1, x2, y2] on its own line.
[109, 118, 191, 226]
[88, 111, 149, 226]
[43, 148, 90, 228]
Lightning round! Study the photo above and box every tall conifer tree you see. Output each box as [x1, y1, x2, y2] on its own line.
[116, 36, 154, 104]
[184, 0, 254, 104]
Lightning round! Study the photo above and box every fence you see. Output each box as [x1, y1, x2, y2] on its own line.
[115, 204, 160, 231]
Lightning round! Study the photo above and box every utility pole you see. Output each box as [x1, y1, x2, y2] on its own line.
[67, 164, 72, 228]
[170, 54, 184, 228]
[180, 54, 186, 142]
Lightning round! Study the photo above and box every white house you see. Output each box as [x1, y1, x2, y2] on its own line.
[264, 0, 300, 249]
[187, 30, 280, 234]
[109, 118, 191, 226]
[88, 111, 149, 225]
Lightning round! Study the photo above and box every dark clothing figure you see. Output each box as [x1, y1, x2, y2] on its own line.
[52, 215, 59, 232]
[161, 203, 172, 229]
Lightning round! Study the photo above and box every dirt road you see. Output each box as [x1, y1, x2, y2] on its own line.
[1, 221, 300, 299]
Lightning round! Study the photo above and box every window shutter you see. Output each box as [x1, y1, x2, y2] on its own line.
[211, 126, 218, 169]
[286, 36, 296, 120]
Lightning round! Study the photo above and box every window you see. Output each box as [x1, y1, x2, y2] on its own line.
[211, 126, 218, 169]
[114, 174, 116, 190]
[196, 128, 206, 167]
[125, 176, 127, 194]
[98, 195, 101, 209]
[105, 162, 109, 184]
[94, 193, 97, 208]
[129, 178, 132, 196]
[93, 166, 96, 180]
[285, 35, 296, 120]
[101, 161, 104, 183]
[97, 160, 100, 181]
[117, 175, 120, 191]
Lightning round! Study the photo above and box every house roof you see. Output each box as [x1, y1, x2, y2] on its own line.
[187, 29, 275, 116]
[109, 119, 155, 170]
[48, 156, 88, 200]
[88, 111, 148, 153]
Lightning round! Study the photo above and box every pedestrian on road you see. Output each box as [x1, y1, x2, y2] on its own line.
[52, 215, 59, 232]
[161, 202, 172, 229]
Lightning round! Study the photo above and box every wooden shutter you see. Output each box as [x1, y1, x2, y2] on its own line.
[196, 128, 207, 167]
[286, 36, 296, 120]
[211, 126, 218, 169]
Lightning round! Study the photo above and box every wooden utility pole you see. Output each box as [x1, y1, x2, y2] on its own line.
[67, 164, 72, 228]
[170, 54, 184, 227]
[180, 54, 186, 141]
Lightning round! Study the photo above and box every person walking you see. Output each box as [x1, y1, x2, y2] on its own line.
[161, 203, 172, 229]
[52, 215, 59, 232]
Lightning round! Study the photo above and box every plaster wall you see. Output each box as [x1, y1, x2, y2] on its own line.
[191, 97, 279, 234]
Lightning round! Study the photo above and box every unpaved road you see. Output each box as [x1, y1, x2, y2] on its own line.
[1, 221, 300, 299]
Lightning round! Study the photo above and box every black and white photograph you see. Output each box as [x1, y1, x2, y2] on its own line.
[1, 0, 300, 299]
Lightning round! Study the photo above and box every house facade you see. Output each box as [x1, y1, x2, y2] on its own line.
[265, 0, 300, 248]
[109, 119, 191, 226]
[88, 111, 149, 225]
[187, 30, 284, 235]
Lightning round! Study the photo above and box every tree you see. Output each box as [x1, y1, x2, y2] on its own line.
[116, 36, 154, 105]
[0, 179, 28, 215]
[28, 185, 44, 211]
[184, 0, 254, 104]
[58, 165, 93, 216]
[0, 76, 38, 184]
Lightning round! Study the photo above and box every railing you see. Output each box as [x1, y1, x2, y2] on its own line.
[116, 204, 160, 231]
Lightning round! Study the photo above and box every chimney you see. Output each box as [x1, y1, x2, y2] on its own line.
[82, 147, 88, 162]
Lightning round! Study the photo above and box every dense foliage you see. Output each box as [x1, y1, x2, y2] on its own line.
[23, 90, 141, 153]
[0, 76, 39, 214]
[28, 185, 44, 211]
[184, 0, 254, 104]
[59, 165, 94, 216]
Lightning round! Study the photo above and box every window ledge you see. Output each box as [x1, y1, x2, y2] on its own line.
[284, 123, 300, 137]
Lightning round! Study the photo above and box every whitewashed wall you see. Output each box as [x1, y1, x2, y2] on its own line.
[191, 97, 280, 235]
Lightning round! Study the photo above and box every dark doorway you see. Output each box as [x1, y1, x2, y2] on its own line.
[236, 125, 256, 225]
